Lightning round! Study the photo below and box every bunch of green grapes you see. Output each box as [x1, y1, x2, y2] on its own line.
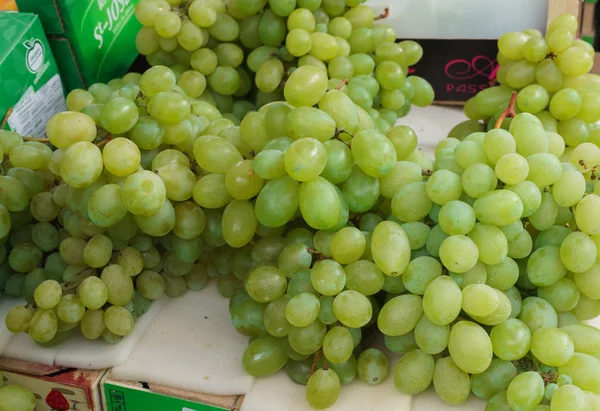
[129, 0, 434, 131]
[0, 371, 35, 411]
[453, 13, 600, 149]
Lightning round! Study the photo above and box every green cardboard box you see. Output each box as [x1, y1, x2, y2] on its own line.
[102, 372, 244, 411]
[16, 0, 142, 91]
[0, 12, 66, 137]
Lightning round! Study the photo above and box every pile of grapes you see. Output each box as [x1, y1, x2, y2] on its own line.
[0, 0, 599, 409]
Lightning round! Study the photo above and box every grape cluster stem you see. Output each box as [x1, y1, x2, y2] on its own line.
[375, 7, 390, 20]
[494, 91, 518, 129]
[335, 79, 349, 90]
[1, 108, 11, 130]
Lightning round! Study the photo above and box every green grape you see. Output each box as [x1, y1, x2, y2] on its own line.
[309, 259, 344, 296]
[46, 111, 97, 149]
[288, 319, 326, 355]
[322, 326, 354, 364]
[104, 306, 134, 336]
[9, 145, 43, 169]
[0, 177, 29, 214]
[414, 315, 449, 355]
[100, 97, 139, 134]
[328, 227, 364, 264]
[433, 357, 471, 405]
[87, 184, 128, 227]
[531, 327, 574, 366]
[378, 294, 422, 336]
[78, 276, 108, 309]
[56, 294, 85, 324]
[422, 276, 462, 326]
[490, 318, 531, 361]
[448, 321, 493, 374]
[320, 140, 354, 184]
[31, 222, 59, 252]
[527, 246, 566, 287]
[192, 174, 232, 209]
[319, 90, 360, 134]
[28, 309, 58, 343]
[5, 305, 32, 333]
[485, 256, 519, 291]
[391, 181, 433, 222]
[341, 166, 380, 213]
[538, 277, 579, 312]
[517, 84, 549, 114]
[262, 295, 292, 338]
[22, 269, 46, 305]
[276, 242, 311, 278]
[551, 385, 591, 411]
[122, 170, 166, 216]
[245, 266, 287, 303]
[0, 383, 35, 411]
[561, 231, 597, 274]
[285, 357, 313, 385]
[243, 335, 288, 378]
[471, 359, 517, 400]
[462, 284, 499, 317]
[426, 170, 462, 205]
[371, 221, 411, 276]
[298, 177, 341, 230]
[402, 256, 442, 295]
[356, 348, 388, 385]
[100, 265, 134, 306]
[460, 163, 497, 199]
[552, 169, 586, 208]
[195, 135, 244, 175]
[332, 290, 372, 328]
[284, 293, 320, 328]
[506, 371, 544, 411]
[438, 200, 476, 235]
[399, 222, 429, 250]
[284, 138, 327, 181]
[549, 88, 581, 120]
[393, 349, 435, 395]
[287, 269, 317, 298]
[80, 308, 105, 340]
[425, 224, 448, 258]
[558, 353, 600, 393]
[344, 260, 383, 296]
[284, 65, 328, 107]
[305, 368, 340, 409]
[575, 194, 600, 236]
[519, 296, 558, 332]
[285, 107, 335, 143]
[32, 279, 61, 309]
[467, 223, 508, 265]
[59, 237, 87, 266]
[439, 235, 479, 274]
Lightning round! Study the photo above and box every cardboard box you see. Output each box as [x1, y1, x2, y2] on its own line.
[0, 12, 66, 136]
[102, 371, 244, 411]
[15, 0, 142, 92]
[0, 357, 107, 411]
[581, 0, 597, 46]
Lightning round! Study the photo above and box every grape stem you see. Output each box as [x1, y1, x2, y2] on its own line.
[335, 79, 348, 90]
[1, 107, 12, 129]
[494, 91, 518, 129]
[22, 136, 49, 142]
[375, 7, 390, 20]
[96, 136, 112, 148]
[310, 349, 327, 375]
[421, 169, 432, 176]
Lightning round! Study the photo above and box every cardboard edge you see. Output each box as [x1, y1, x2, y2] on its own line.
[0, 356, 65, 376]
[101, 371, 245, 411]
